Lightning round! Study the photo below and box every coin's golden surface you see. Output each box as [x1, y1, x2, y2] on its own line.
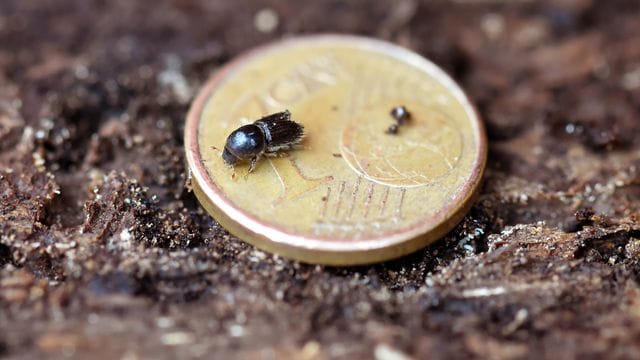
[185, 35, 487, 265]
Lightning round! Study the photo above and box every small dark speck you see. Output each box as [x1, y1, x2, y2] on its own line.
[331, 106, 339, 111]
[332, 153, 342, 158]
[321, 196, 328, 201]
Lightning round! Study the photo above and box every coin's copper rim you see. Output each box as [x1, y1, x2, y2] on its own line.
[185, 34, 487, 265]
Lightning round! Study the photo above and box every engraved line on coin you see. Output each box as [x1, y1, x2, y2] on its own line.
[363, 181, 375, 219]
[396, 188, 406, 220]
[368, 77, 385, 107]
[341, 145, 424, 187]
[346, 60, 383, 115]
[226, 55, 343, 128]
[312, 186, 411, 235]
[345, 72, 364, 116]
[320, 186, 331, 220]
[380, 156, 425, 185]
[402, 138, 456, 171]
[346, 61, 366, 115]
[356, 60, 396, 108]
[346, 176, 362, 220]
[379, 186, 390, 218]
[334, 180, 347, 217]
[297, 54, 343, 90]
[271, 157, 333, 206]
[264, 55, 341, 108]
[340, 106, 466, 187]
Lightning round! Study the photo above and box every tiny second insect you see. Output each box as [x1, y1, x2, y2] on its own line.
[386, 105, 411, 135]
[222, 110, 305, 172]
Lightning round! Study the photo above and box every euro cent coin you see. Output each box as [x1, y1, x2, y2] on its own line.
[185, 35, 487, 265]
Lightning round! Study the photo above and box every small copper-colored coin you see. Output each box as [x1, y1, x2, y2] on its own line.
[185, 35, 487, 265]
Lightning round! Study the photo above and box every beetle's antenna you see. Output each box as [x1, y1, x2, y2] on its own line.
[211, 145, 223, 155]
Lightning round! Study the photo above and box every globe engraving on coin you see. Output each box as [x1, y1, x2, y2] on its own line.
[341, 102, 463, 187]
[185, 35, 487, 265]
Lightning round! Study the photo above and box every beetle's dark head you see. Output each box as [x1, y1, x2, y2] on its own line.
[222, 147, 239, 166]
[222, 124, 266, 166]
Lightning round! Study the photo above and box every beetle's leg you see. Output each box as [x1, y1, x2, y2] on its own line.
[248, 156, 258, 173]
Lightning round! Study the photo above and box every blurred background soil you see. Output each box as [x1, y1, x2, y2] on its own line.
[1, 0, 640, 358]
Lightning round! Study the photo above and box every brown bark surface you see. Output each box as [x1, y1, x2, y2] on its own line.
[1, 0, 640, 358]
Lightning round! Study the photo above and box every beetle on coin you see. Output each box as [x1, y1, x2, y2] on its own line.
[221, 110, 305, 173]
